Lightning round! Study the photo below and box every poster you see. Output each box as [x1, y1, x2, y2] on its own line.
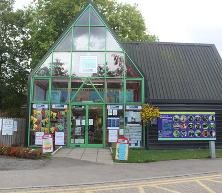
[35, 132, 44, 145]
[13, 120, 18, 131]
[113, 110, 117, 116]
[75, 139, 84, 144]
[79, 56, 98, 73]
[107, 117, 120, 129]
[0, 119, 2, 131]
[42, 134, 53, 153]
[115, 137, 129, 161]
[108, 130, 118, 142]
[2, 119, 14, 135]
[55, 132, 65, 145]
[158, 112, 216, 141]
[108, 109, 113, 115]
[76, 119, 81, 126]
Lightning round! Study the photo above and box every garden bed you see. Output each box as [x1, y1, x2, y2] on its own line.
[0, 145, 43, 159]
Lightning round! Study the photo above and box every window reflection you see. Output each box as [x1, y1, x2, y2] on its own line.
[89, 27, 105, 50]
[73, 27, 89, 50]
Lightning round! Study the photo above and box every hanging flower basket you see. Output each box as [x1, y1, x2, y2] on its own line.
[140, 104, 160, 124]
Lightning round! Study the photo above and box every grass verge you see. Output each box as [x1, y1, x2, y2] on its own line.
[113, 148, 222, 163]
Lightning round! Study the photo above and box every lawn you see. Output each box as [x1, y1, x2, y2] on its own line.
[113, 148, 222, 163]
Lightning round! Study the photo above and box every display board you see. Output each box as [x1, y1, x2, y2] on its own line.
[158, 112, 216, 140]
[115, 137, 129, 161]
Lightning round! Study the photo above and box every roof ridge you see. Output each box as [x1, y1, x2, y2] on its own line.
[121, 41, 215, 47]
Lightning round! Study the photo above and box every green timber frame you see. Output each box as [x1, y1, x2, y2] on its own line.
[28, 2, 144, 148]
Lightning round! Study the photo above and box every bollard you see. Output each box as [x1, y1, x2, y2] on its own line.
[209, 141, 216, 159]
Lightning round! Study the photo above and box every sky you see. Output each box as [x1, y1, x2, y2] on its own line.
[14, 0, 222, 56]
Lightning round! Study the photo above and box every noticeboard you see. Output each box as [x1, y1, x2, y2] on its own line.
[158, 112, 216, 141]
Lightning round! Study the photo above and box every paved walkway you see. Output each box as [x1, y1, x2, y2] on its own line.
[52, 148, 113, 164]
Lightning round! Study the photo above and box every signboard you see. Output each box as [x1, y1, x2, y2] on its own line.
[2, 119, 14, 135]
[79, 56, 97, 73]
[55, 132, 65, 145]
[107, 105, 123, 110]
[52, 104, 67, 109]
[108, 130, 118, 142]
[158, 112, 216, 141]
[42, 134, 53, 153]
[126, 105, 142, 110]
[33, 104, 48, 109]
[35, 132, 44, 145]
[115, 137, 129, 161]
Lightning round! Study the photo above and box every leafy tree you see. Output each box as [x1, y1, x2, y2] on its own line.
[0, 0, 30, 115]
[27, 0, 157, 69]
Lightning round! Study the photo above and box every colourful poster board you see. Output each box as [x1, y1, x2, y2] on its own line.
[158, 112, 216, 141]
[42, 134, 53, 153]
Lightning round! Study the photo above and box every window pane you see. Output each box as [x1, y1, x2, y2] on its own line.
[106, 31, 122, 51]
[33, 79, 49, 101]
[54, 31, 72, 52]
[35, 54, 52, 76]
[126, 81, 142, 102]
[73, 27, 89, 50]
[72, 52, 105, 77]
[51, 79, 69, 104]
[107, 80, 124, 103]
[72, 80, 103, 103]
[106, 52, 125, 77]
[52, 52, 71, 76]
[89, 27, 105, 50]
[75, 8, 89, 26]
[126, 56, 142, 78]
[90, 8, 104, 26]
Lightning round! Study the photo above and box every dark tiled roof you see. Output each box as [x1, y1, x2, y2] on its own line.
[122, 42, 222, 104]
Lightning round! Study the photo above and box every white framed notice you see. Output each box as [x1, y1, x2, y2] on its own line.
[108, 130, 118, 142]
[0, 119, 2, 131]
[13, 120, 18, 131]
[2, 119, 13, 135]
[35, 132, 44, 145]
[79, 56, 98, 73]
[55, 132, 65, 145]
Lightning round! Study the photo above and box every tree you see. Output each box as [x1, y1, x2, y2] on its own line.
[0, 0, 30, 115]
[27, 0, 157, 69]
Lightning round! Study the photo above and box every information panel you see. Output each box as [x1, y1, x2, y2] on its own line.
[158, 112, 216, 141]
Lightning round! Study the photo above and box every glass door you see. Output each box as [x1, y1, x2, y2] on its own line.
[88, 105, 103, 144]
[70, 104, 104, 147]
[71, 105, 86, 145]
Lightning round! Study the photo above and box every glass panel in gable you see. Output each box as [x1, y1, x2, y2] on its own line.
[54, 31, 72, 52]
[35, 54, 52, 76]
[106, 52, 125, 77]
[106, 31, 122, 51]
[126, 80, 142, 102]
[90, 8, 104, 26]
[72, 52, 105, 77]
[52, 52, 71, 76]
[75, 8, 89, 26]
[89, 27, 105, 50]
[125, 55, 143, 78]
[73, 27, 89, 50]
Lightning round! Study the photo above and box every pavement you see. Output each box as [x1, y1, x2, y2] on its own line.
[52, 148, 113, 164]
[1, 148, 222, 192]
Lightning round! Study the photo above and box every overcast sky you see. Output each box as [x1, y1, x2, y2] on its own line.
[14, 0, 222, 56]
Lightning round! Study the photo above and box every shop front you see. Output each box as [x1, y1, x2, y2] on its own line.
[28, 3, 144, 148]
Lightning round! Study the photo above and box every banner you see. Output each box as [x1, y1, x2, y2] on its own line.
[158, 112, 216, 141]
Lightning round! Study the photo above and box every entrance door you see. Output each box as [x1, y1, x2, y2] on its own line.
[70, 104, 104, 147]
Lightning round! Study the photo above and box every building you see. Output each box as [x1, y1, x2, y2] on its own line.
[28, 2, 222, 148]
